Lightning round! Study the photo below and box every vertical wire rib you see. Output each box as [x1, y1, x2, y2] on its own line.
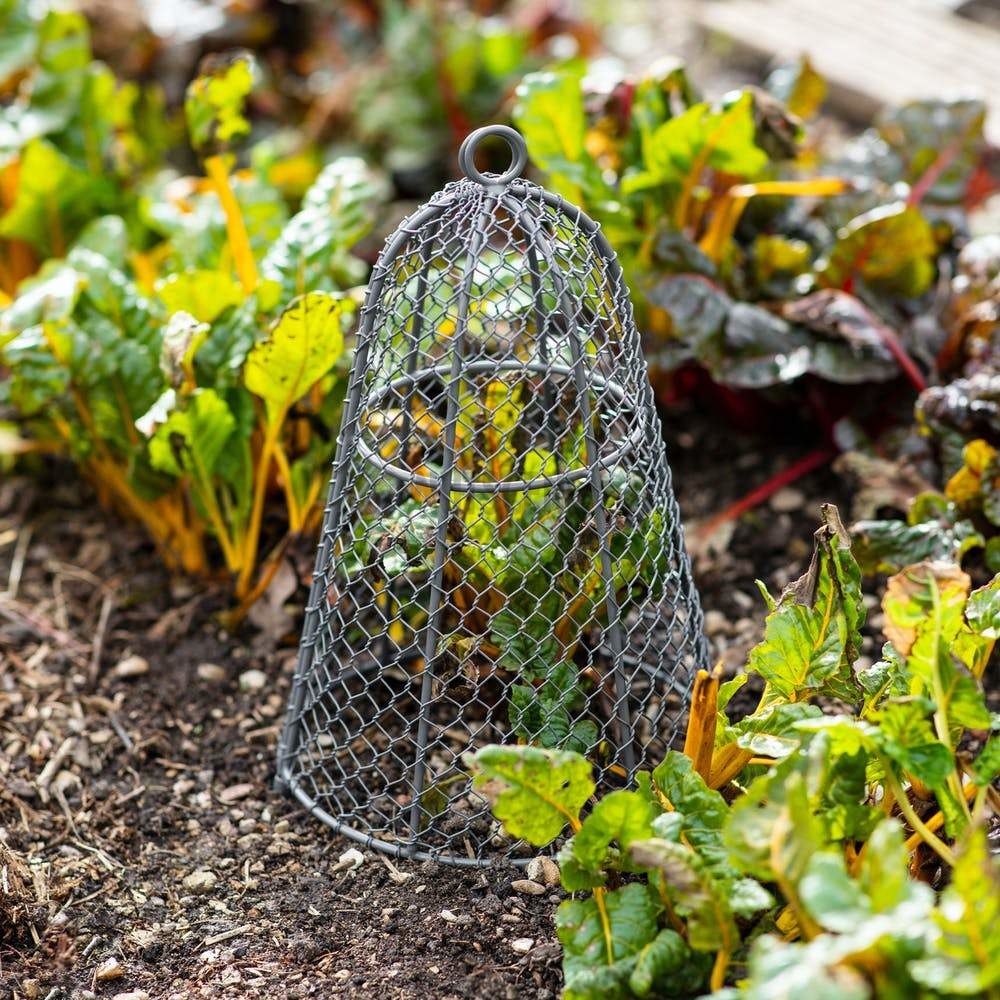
[406, 197, 494, 844]
[383, 232, 437, 666]
[507, 193, 637, 776]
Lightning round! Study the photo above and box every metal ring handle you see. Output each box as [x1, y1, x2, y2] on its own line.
[457, 125, 528, 187]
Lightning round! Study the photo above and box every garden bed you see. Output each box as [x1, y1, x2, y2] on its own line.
[0, 404, 841, 999]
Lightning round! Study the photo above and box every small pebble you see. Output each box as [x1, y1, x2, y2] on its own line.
[334, 847, 365, 871]
[239, 669, 267, 692]
[112, 655, 149, 679]
[702, 609, 729, 637]
[112, 993, 150, 1000]
[219, 782, 255, 803]
[197, 663, 227, 683]
[511, 878, 546, 895]
[95, 956, 125, 981]
[525, 856, 560, 887]
[511, 938, 534, 954]
[440, 909, 471, 924]
[182, 869, 218, 894]
[770, 487, 805, 513]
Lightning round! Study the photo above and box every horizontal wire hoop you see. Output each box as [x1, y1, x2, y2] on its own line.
[276, 126, 708, 864]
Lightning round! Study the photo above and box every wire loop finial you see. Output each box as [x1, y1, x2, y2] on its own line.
[458, 125, 528, 186]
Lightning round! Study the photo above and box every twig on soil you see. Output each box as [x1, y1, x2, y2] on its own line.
[0, 599, 88, 660]
[204, 923, 254, 946]
[36, 736, 76, 802]
[5, 520, 32, 597]
[88, 591, 115, 686]
[105, 710, 134, 753]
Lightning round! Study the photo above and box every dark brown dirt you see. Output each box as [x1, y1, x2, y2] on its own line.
[0, 406, 846, 1000]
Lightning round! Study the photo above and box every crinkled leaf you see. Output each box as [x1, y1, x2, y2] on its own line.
[972, 735, 1000, 786]
[747, 504, 864, 703]
[781, 289, 899, 384]
[725, 739, 830, 883]
[156, 269, 242, 324]
[469, 744, 593, 845]
[965, 574, 1000, 638]
[146, 388, 235, 480]
[648, 751, 730, 874]
[0, 138, 112, 254]
[852, 514, 983, 575]
[557, 883, 661, 1000]
[882, 561, 992, 733]
[878, 98, 987, 205]
[873, 700, 955, 789]
[627, 928, 691, 998]
[910, 826, 1000, 994]
[712, 303, 811, 388]
[731, 701, 823, 759]
[562, 790, 657, 886]
[629, 838, 737, 952]
[817, 202, 936, 298]
[881, 561, 970, 656]
[72, 215, 128, 270]
[645, 274, 729, 346]
[261, 157, 388, 305]
[244, 291, 350, 426]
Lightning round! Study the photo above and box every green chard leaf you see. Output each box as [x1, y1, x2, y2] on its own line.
[629, 838, 737, 952]
[184, 50, 257, 156]
[817, 201, 937, 298]
[911, 826, 1000, 994]
[261, 157, 389, 305]
[512, 67, 601, 204]
[469, 744, 593, 845]
[146, 388, 235, 481]
[0, 138, 114, 254]
[557, 884, 689, 1000]
[558, 789, 657, 890]
[244, 291, 351, 427]
[622, 91, 768, 195]
[747, 503, 864, 704]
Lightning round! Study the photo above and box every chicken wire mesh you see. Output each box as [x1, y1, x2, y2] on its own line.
[275, 125, 708, 865]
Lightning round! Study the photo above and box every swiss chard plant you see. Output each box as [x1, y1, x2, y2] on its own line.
[0, 48, 389, 613]
[0, 1, 162, 297]
[471, 505, 1000, 998]
[847, 235, 1000, 574]
[511, 59, 996, 396]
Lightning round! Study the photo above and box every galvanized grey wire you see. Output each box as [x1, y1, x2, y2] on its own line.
[276, 125, 709, 865]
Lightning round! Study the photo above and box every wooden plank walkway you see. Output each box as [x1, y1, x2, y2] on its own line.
[692, 0, 1000, 141]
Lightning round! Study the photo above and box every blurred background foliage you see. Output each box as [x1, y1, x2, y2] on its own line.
[1, 0, 1000, 606]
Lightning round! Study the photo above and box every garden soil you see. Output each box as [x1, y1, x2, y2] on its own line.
[0, 404, 865, 999]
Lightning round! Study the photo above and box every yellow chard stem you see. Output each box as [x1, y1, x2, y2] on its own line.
[882, 764, 955, 867]
[204, 154, 258, 295]
[236, 419, 283, 598]
[710, 950, 730, 992]
[272, 441, 302, 532]
[683, 665, 721, 782]
[700, 178, 849, 263]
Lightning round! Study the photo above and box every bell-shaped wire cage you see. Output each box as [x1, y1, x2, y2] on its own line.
[276, 126, 709, 865]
